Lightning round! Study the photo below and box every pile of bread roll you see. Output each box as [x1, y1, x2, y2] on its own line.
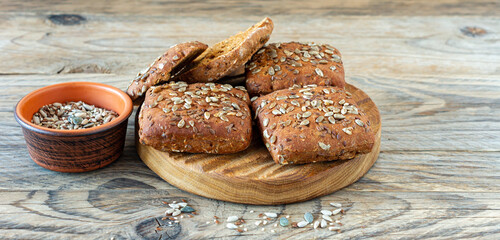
[129, 17, 374, 165]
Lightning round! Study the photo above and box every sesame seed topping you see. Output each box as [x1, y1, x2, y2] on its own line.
[263, 129, 270, 138]
[177, 119, 185, 128]
[262, 101, 272, 108]
[263, 118, 269, 127]
[319, 142, 331, 150]
[334, 114, 345, 120]
[328, 116, 336, 124]
[268, 67, 275, 76]
[300, 119, 310, 126]
[331, 55, 341, 63]
[276, 96, 288, 100]
[252, 68, 262, 74]
[342, 127, 353, 135]
[355, 119, 365, 127]
[270, 135, 277, 144]
[315, 68, 324, 77]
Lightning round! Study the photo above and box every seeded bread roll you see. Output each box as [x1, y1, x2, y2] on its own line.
[139, 81, 252, 154]
[127, 41, 208, 100]
[252, 85, 374, 165]
[245, 42, 345, 96]
[175, 17, 274, 83]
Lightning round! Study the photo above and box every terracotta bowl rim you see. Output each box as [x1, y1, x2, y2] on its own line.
[14, 81, 133, 136]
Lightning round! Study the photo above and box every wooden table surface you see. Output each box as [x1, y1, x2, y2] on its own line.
[1, 1, 499, 239]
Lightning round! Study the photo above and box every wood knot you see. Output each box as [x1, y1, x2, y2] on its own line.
[460, 26, 487, 37]
[57, 64, 111, 74]
[136, 217, 181, 239]
[48, 14, 86, 26]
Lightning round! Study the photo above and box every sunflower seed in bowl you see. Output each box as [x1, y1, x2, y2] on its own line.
[31, 101, 119, 130]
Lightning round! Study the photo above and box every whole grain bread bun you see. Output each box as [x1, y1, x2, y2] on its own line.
[126, 41, 208, 100]
[252, 85, 374, 165]
[246, 42, 345, 96]
[138, 81, 252, 154]
[175, 17, 274, 83]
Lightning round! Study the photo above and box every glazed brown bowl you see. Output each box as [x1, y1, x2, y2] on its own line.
[14, 82, 133, 172]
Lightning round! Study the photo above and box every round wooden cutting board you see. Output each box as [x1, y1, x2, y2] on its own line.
[136, 84, 381, 205]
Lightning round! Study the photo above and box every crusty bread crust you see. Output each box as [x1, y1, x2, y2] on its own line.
[175, 17, 274, 83]
[139, 81, 252, 154]
[252, 85, 374, 165]
[127, 41, 208, 100]
[245, 42, 345, 96]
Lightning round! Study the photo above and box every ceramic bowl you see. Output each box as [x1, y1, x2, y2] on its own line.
[14, 81, 133, 172]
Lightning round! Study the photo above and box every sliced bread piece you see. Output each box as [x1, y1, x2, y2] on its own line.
[175, 17, 274, 83]
[126, 41, 208, 100]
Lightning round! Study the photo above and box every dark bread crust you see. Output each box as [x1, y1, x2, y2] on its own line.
[127, 41, 208, 100]
[139, 82, 252, 154]
[245, 42, 345, 97]
[252, 85, 374, 165]
[176, 17, 274, 83]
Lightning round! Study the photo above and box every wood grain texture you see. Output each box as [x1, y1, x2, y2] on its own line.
[0, 0, 499, 239]
[137, 84, 381, 205]
[1, 0, 498, 16]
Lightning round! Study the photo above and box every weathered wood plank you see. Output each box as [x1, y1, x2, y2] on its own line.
[1, 1, 499, 238]
[0, 15, 498, 76]
[1, 0, 498, 16]
[0, 190, 498, 239]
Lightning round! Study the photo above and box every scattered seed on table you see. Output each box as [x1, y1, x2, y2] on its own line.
[314, 221, 320, 229]
[227, 216, 239, 222]
[297, 221, 309, 228]
[321, 210, 332, 216]
[181, 206, 195, 213]
[165, 209, 174, 215]
[329, 226, 341, 231]
[322, 215, 333, 222]
[172, 209, 181, 216]
[304, 212, 314, 223]
[330, 203, 342, 208]
[320, 219, 328, 228]
[264, 212, 277, 218]
[279, 217, 289, 227]
[332, 208, 342, 215]
[226, 223, 238, 229]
